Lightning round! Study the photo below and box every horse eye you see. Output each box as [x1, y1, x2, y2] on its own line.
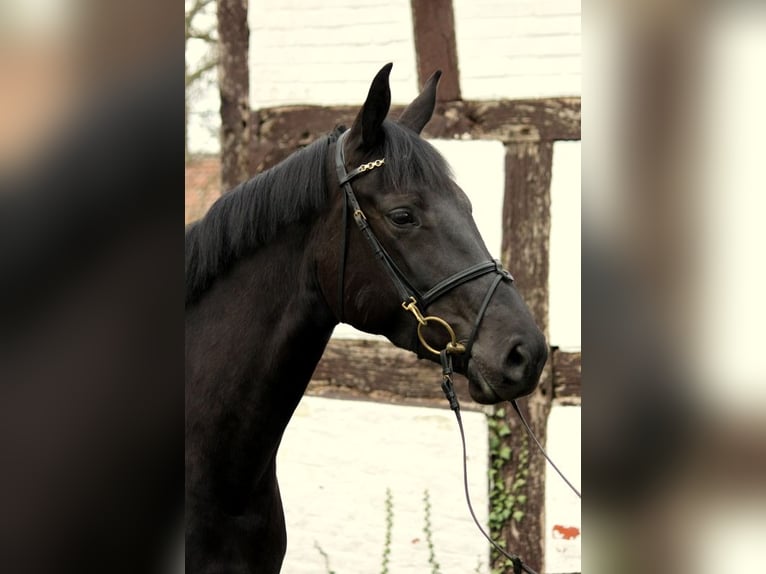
[388, 208, 416, 226]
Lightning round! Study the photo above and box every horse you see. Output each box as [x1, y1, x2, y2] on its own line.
[185, 63, 548, 573]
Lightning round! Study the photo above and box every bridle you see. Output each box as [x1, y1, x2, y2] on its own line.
[333, 128, 580, 574]
[334, 128, 512, 359]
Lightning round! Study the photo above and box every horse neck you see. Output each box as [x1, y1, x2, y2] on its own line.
[186, 225, 337, 485]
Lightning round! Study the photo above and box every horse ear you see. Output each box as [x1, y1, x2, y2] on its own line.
[348, 63, 393, 151]
[398, 70, 441, 134]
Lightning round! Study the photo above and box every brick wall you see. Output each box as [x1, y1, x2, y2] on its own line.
[184, 156, 221, 225]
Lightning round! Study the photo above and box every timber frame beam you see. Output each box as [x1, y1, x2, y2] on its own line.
[249, 98, 581, 174]
[307, 340, 581, 410]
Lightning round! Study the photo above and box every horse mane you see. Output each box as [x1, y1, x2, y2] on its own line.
[185, 121, 453, 306]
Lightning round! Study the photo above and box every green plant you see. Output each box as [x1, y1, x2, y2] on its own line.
[380, 487, 394, 574]
[422, 489, 441, 574]
[315, 486, 460, 574]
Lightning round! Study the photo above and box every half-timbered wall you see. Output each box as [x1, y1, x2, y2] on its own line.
[186, 1, 581, 571]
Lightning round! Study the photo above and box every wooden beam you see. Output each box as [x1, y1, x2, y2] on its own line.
[217, 0, 251, 191]
[466, 98, 581, 142]
[410, 0, 461, 101]
[307, 339, 483, 411]
[503, 141, 554, 333]
[552, 350, 581, 404]
[492, 139, 555, 573]
[308, 340, 580, 407]
[250, 98, 581, 172]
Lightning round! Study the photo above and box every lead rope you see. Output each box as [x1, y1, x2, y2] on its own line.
[440, 351, 531, 574]
[439, 351, 581, 574]
[508, 399, 582, 499]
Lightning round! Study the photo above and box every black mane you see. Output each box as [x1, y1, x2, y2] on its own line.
[185, 121, 453, 306]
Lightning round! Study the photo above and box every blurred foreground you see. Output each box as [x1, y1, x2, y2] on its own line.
[1, 2, 183, 573]
[584, 1, 766, 572]
[1, 0, 765, 572]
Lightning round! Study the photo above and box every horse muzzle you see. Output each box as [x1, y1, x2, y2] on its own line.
[465, 331, 548, 404]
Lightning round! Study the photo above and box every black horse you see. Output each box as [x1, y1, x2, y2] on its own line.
[185, 64, 547, 573]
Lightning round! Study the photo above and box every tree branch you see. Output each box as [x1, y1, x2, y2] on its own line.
[187, 28, 218, 43]
[185, 57, 219, 88]
[185, 0, 216, 38]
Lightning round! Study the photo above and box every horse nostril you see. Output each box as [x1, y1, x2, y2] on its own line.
[506, 344, 527, 370]
[504, 336, 547, 385]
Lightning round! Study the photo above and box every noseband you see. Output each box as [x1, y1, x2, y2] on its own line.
[334, 129, 513, 359]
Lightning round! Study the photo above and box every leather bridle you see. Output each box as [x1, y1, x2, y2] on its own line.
[333, 128, 580, 574]
[334, 128, 513, 360]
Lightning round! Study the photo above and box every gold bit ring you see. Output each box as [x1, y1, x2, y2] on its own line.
[416, 315, 466, 356]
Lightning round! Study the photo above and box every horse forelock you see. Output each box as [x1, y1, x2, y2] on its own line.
[378, 120, 454, 193]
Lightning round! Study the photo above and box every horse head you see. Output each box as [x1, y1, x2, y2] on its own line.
[317, 63, 548, 403]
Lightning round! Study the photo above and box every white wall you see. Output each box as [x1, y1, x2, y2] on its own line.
[248, 0, 419, 108]
[453, 0, 582, 99]
[544, 406, 582, 571]
[247, 0, 581, 109]
[549, 141, 582, 350]
[188, 0, 582, 152]
[278, 400, 581, 574]
[277, 396, 490, 573]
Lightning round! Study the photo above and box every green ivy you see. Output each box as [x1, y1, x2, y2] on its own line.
[486, 407, 530, 572]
